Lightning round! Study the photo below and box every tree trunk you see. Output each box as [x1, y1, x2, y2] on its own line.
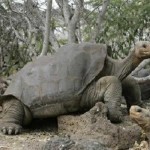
[40, 0, 52, 56]
[56, 0, 83, 43]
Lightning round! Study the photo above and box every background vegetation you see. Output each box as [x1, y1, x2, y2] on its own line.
[0, 0, 149, 76]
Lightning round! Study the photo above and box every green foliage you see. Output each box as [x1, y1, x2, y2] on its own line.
[83, 0, 150, 58]
[0, 0, 150, 76]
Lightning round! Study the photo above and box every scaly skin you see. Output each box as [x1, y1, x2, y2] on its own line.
[130, 106, 150, 132]
[0, 41, 150, 135]
[0, 96, 32, 135]
[80, 76, 123, 123]
[130, 105, 150, 147]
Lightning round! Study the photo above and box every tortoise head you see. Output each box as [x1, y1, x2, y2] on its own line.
[134, 41, 150, 59]
[130, 105, 150, 132]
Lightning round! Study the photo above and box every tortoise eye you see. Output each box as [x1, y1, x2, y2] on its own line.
[136, 108, 142, 112]
[142, 44, 147, 48]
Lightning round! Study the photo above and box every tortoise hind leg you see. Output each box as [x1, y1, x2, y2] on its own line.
[0, 95, 32, 135]
[122, 76, 145, 111]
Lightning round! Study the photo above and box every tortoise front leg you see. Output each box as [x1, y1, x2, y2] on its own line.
[81, 76, 123, 123]
[0, 95, 32, 135]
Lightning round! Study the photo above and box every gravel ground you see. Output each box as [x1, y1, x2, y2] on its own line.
[1, 100, 150, 150]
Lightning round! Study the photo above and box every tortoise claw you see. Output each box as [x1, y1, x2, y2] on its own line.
[1, 128, 7, 134]
[8, 127, 13, 135]
[0, 122, 22, 135]
[15, 128, 22, 135]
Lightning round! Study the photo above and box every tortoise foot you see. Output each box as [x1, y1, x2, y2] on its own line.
[0, 122, 22, 135]
[108, 110, 123, 123]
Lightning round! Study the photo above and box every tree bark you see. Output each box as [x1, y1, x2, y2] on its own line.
[40, 0, 52, 56]
[68, 0, 83, 43]
[56, 0, 84, 43]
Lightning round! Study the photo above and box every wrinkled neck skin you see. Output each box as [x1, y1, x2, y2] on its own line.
[103, 49, 143, 81]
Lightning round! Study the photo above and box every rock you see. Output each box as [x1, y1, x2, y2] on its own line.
[42, 137, 75, 150]
[43, 137, 111, 150]
[58, 102, 142, 149]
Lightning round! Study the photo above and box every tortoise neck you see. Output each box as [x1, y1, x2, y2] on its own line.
[113, 50, 143, 80]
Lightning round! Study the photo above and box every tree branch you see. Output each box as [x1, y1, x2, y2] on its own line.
[91, 0, 110, 42]
[24, 16, 32, 42]
[7, 0, 24, 14]
[9, 17, 26, 42]
[68, 0, 84, 43]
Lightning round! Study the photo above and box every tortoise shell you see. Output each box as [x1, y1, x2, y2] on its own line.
[4, 43, 107, 111]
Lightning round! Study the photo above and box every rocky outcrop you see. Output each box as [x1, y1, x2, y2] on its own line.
[43, 137, 111, 150]
[56, 102, 142, 150]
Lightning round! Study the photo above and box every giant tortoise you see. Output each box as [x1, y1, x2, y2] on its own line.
[0, 41, 150, 135]
[130, 105, 150, 148]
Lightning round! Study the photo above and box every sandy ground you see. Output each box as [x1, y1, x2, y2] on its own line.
[0, 118, 60, 150]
